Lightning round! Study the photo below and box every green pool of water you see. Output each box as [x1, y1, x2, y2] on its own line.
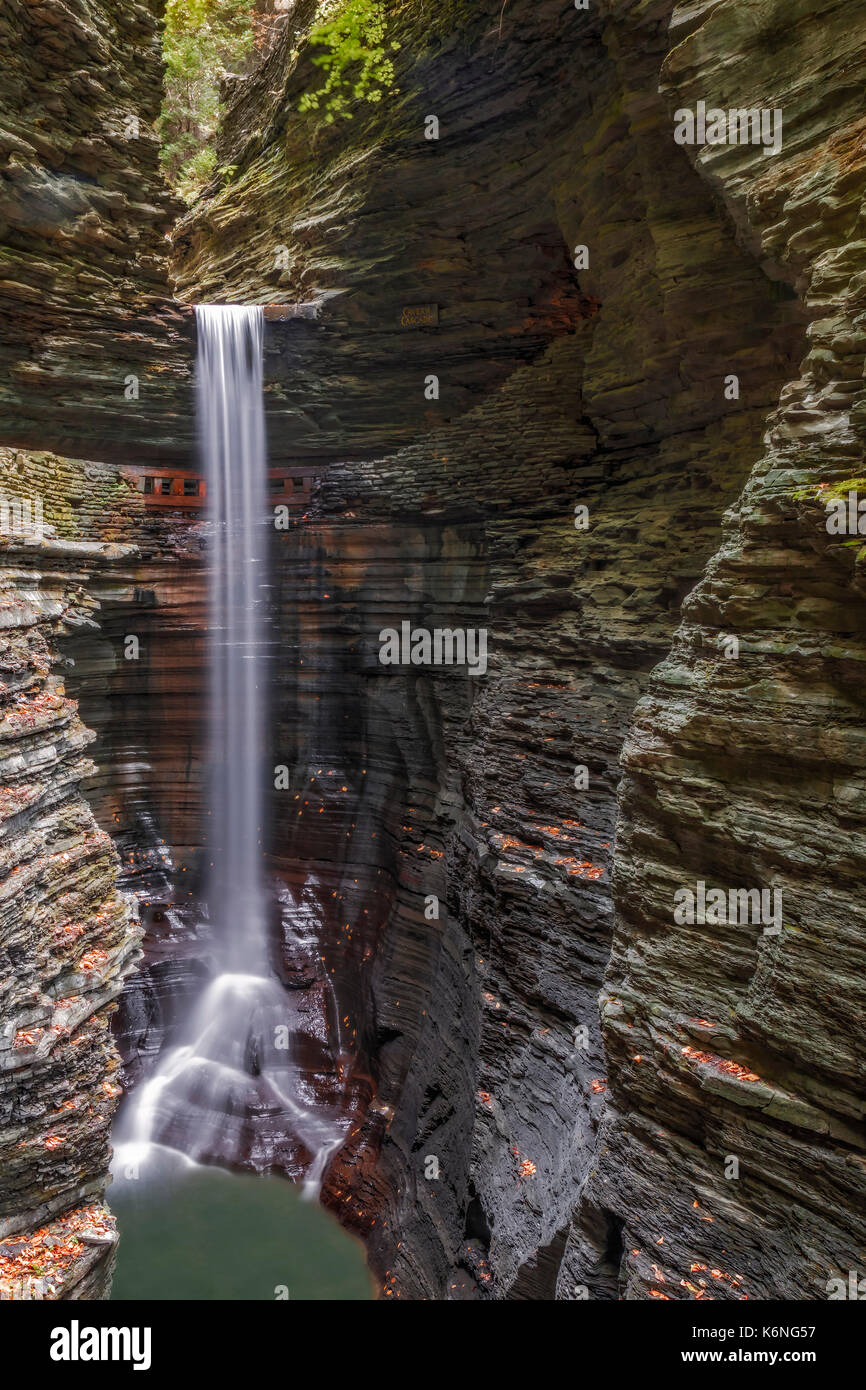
[110, 1162, 373, 1301]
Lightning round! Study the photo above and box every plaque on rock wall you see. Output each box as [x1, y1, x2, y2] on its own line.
[400, 303, 439, 328]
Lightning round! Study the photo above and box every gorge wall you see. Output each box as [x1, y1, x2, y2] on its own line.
[0, 0, 192, 463]
[562, 0, 866, 1303]
[0, 0, 190, 1297]
[0, 498, 139, 1298]
[1, 0, 865, 1302]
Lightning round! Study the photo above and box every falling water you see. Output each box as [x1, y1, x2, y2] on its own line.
[198, 305, 268, 971]
[113, 306, 342, 1191]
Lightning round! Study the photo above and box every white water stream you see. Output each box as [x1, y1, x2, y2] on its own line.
[113, 307, 340, 1195]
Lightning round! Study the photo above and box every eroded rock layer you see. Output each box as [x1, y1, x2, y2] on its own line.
[0, 0, 194, 462]
[560, 0, 866, 1302]
[0, 523, 139, 1300]
[172, 0, 866, 1302]
[0, 0, 194, 1297]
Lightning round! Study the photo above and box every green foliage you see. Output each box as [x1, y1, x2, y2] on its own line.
[298, 0, 399, 125]
[159, 0, 256, 202]
[180, 145, 218, 199]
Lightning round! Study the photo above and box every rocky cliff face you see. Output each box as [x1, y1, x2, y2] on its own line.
[0, 520, 139, 1300]
[173, 0, 866, 1301]
[560, 0, 866, 1303]
[2, 0, 865, 1302]
[0, 0, 193, 463]
[0, 0, 188, 1297]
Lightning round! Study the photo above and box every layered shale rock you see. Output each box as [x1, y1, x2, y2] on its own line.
[0, 0, 193, 462]
[0, 0, 196, 1299]
[0, 0, 325, 468]
[559, 0, 866, 1302]
[172, 0, 594, 461]
[0, 523, 139, 1299]
[177, 0, 866, 1301]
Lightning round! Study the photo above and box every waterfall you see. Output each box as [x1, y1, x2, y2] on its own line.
[198, 305, 268, 972]
[112, 306, 341, 1191]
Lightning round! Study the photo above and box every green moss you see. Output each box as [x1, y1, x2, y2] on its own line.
[792, 476, 866, 502]
[822, 476, 866, 499]
[0, 449, 142, 544]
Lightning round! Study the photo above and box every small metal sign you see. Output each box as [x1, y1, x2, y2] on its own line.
[400, 303, 439, 328]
